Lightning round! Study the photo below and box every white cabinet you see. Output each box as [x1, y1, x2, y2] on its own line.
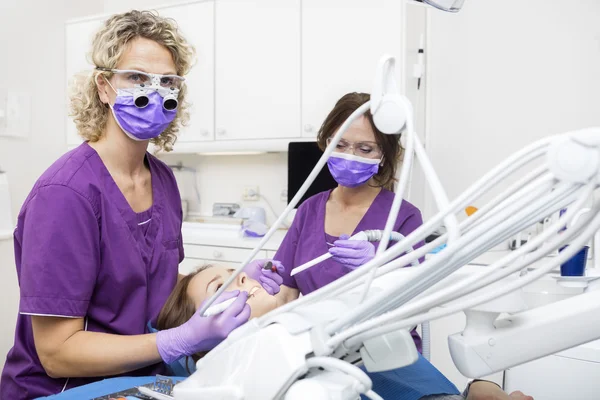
[301, 0, 404, 138]
[65, 18, 104, 147]
[66, 1, 427, 152]
[214, 0, 301, 141]
[181, 243, 269, 275]
[160, 2, 215, 143]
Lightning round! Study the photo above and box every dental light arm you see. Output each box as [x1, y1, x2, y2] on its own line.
[360, 55, 460, 303]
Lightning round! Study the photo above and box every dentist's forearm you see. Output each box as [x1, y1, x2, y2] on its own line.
[32, 316, 162, 378]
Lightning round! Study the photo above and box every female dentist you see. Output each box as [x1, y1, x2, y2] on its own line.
[274, 92, 530, 400]
[0, 10, 280, 399]
[276, 92, 425, 349]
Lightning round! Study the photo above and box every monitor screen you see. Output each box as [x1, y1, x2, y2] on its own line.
[287, 141, 337, 208]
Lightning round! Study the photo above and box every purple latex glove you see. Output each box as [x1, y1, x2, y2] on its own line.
[329, 234, 375, 269]
[243, 259, 285, 295]
[156, 290, 250, 364]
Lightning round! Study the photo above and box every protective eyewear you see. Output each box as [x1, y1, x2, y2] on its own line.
[326, 138, 383, 159]
[96, 67, 185, 90]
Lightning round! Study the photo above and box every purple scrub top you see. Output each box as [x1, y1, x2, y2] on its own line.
[0, 143, 184, 399]
[274, 188, 424, 352]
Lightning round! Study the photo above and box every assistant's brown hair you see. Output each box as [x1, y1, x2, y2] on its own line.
[156, 265, 212, 371]
[316, 92, 403, 190]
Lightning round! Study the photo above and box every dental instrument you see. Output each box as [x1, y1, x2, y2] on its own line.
[290, 230, 418, 277]
[202, 297, 237, 318]
[263, 261, 277, 272]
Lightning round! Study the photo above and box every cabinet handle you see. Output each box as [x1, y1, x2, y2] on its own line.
[200, 129, 209, 136]
[213, 250, 223, 258]
[303, 124, 314, 133]
[217, 129, 226, 136]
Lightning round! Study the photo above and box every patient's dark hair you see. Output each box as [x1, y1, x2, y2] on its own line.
[157, 264, 213, 372]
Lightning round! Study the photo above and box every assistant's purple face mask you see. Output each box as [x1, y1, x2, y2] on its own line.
[107, 81, 178, 141]
[326, 153, 381, 188]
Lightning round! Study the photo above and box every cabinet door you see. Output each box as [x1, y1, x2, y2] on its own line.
[160, 2, 215, 143]
[65, 18, 105, 147]
[215, 0, 301, 140]
[301, 0, 403, 137]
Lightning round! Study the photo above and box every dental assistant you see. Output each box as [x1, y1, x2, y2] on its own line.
[0, 11, 279, 399]
[275, 92, 425, 351]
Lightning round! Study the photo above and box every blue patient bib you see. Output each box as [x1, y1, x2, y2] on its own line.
[361, 354, 460, 400]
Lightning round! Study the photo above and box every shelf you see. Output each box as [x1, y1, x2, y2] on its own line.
[68, 137, 316, 155]
[162, 137, 316, 155]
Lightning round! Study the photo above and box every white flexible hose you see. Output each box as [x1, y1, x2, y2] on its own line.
[326, 175, 565, 334]
[345, 181, 581, 333]
[328, 182, 591, 348]
[346, 208, 599, 348]
[340, 184, 598, 348]
[364, 173, 561, 320]
[305, 357, 374, 396]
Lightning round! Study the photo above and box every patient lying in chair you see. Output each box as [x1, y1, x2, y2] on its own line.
[156, 265, 532, 400]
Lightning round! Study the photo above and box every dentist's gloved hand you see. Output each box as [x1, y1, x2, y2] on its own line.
[243, 259, 284, 295]
[156, 290, 250, 364]
[329, 234, 375, 269]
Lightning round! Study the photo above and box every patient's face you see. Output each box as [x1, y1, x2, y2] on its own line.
[187, 266, 279, 319]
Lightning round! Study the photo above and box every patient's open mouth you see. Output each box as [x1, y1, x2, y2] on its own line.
[249, 286, 260, 297]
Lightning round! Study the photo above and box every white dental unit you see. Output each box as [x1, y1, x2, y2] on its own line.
[175, 1, 600, 398]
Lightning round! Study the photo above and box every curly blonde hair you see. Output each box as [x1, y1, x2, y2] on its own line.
[69, 10, 195, 152]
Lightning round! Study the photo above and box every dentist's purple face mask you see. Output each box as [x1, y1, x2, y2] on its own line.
[327, 153, 381, 188]
[106, 78, 178, 141]
[112, 90, 177, 141]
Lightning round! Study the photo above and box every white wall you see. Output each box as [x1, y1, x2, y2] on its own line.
[0, 0, 104, 370]
[104, 0, 179, 13]
[425, 0, 600, 388]
[425, 0, 600, 219]
[159, 152, 289, 225]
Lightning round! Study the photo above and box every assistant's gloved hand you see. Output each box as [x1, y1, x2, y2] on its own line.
[156, 290, 250, 364]
[243, 259, 284, 295]
[329, 234, 375, 269]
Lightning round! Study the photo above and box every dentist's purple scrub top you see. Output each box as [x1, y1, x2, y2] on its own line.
[0, 142, 184, 399]
[274, 188, 424, 352]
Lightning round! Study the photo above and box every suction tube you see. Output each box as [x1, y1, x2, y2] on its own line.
[289, 230, 419, 277]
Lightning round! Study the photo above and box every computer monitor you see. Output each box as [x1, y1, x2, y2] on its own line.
[287, 141, 337, 208]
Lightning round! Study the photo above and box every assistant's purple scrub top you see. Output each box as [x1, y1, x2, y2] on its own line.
[274, 188, 424, 352]
[0, 142, 184, 399]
